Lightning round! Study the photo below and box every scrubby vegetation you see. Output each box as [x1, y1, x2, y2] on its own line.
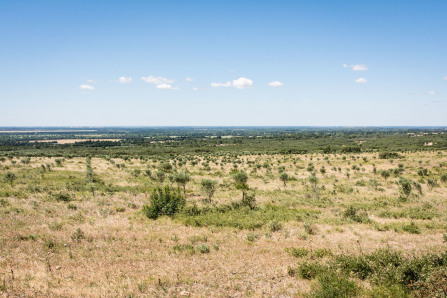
[1, 127, 447, 296]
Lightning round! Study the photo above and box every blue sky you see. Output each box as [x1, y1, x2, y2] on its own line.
[1, 0, 446, 126]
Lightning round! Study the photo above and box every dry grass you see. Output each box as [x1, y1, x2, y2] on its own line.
[1, 151, 446, 296]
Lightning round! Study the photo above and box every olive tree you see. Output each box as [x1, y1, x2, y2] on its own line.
[200, 179, 218, 202]
[232, 171, 248, 201]
[279, 172, 289, 187]
[174, 171, 191, 195]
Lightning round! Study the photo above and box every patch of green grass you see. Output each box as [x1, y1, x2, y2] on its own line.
[286, 247, 309, 258]
[179, 204, 318, 230]
[309, 269, 360, 298]
[172, 244, 195, 255]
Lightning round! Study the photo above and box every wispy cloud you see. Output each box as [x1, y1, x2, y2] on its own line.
[211, 81, 232, 88]
[185, 77, 194, 82]
[268, 81, 284, 87]
[443, 76, 447, 81]
[344, 64, 368, 71]
[156, 83, 178, 90]
[118, 76, 132, 83]
[427, 90, 436, 95]
[79, 84, 95, 90]
[192, 87, 198, 91]
[141, 75, 178, 89]
[141, 75, 174, 85]
[355, 78, 368, 83]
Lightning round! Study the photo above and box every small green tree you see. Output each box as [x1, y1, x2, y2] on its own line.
[441, 173, 447, 183]
[232, 171, 249, 201]
[380, 170, 391, 180]
[85, 156, 93, 183]
[159, 162, 173, 172]
[174, 171, 191, 195]
[3, 171, 16, 186]
[427, 178, 437, 190]
[279, 172, 289, 187]
[320, 166, 326, 175]
[200, 179, 218, 202]
[398, 177, 412, 198]
[308, 174, 319, 199]
[21, 157, 31, 165]
[156, 170, 166, 183]
[86, 182, 97, 195]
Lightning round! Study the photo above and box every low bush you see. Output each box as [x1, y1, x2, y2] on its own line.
[343, 205, 370, 223]
[142, 186, 185, 219]
[287, 247, 309, 258]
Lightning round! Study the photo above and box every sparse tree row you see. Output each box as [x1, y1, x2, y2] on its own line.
[1, 127, 447, 159]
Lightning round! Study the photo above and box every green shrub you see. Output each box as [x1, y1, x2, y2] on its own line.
[313, 248, 333, 258]
[196, 243, 210, 254]
[440, 173, 447, 183]
[71, 228, 85, 243]
[398, 177, 413, 197]
[173, 244, 195, 254]
[241, 191, 256, 209]
[287, 247, 309, 258]
[402, 222, 421, 234]
[3, 171, 16, 186]
[309, 269, 359, 298]
[343, 205, 370, 223]
[410, 268, 447, 297]
[54, 192, 72, 202]
[246, 232, 259, 242]
[379, 152, 401, 159]
[297, 261, 326, 279]
[268, 220, 283, 232]
[304, 222, 317, 235]
[142, 186, 185, 219]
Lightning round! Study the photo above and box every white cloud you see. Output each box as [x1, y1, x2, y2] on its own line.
[141, 75, 178, 89]
[211, 77, 254, 89]
[268, 81, 284, 87]
[192, 87, 198, 91]
[355, 78, 368, 83]
[211, 81, 232, 88]
[344, 64, 368, 71]
[185, 77, 194, 82]
[232, 77, 253, 89]
[427, 90, 436, 95]
[79, 84, 95, 90]
[351, 64, 368, 71]
[118, 76, 132, 83]
[302, 99, 310, 103]
[86, 79, 96, 83]
[443, 76, 447, 81]
[141, 75, 174, 85]
[156, 83, 178, 90]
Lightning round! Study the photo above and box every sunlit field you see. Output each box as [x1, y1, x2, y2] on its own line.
[2, 133, 447, 296]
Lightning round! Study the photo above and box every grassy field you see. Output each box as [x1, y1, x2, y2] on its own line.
[1, 150, 447, 296]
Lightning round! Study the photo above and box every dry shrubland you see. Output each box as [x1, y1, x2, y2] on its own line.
[1, 151, 447, 296]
